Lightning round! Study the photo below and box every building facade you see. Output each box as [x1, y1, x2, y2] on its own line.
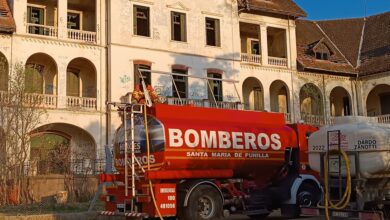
[0, 0, 389, 173]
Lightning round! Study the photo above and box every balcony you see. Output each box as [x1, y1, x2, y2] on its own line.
[241, 53, 262, 64]
[167, 97, 243, 110]
[67, 29, 97, 43]
[66, 96, 97, 110]
[27, 23, 58, 38]
[268, 56, 288, 67]
[67, 0, 97, 43]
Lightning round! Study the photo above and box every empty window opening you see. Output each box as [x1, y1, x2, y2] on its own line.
[206, 17, 220, 47]
[172, 69, 188, 98]
[171, 11, 186, 42]
[134, 5, 150, 37]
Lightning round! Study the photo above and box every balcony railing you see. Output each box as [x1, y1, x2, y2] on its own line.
[167, 97, 243, 110]
[27, 23, 58, 37]
[24, 93, 57, 108]
[375, 114, 390, 124]
[300, 113, 326, 126]
[268, 56, 288, 67]
[241, 53, 262, 64]
[66, 96, 97, 110]
[67, 29, 97, 43]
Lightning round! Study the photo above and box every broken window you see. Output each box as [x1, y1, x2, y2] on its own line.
[133, 5, 150, 37]
[171, 11, 186, 42]
[172, 69, 187, 98]
[206, 17, 220, 47]
[207, 72, 223, 102]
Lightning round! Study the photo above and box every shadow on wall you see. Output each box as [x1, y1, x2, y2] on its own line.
[153, 52, 241, 100]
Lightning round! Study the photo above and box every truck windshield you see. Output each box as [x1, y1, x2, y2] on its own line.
[113, 114, 165, 155]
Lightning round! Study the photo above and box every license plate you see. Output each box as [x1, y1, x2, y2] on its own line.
[332, 211, 350, 218]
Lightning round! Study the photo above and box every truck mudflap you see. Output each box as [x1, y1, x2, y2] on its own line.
[99, 211, 150, 218]
[301, 207, 385, 220]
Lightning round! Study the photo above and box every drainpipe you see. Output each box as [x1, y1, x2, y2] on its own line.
[105, 0, 111, 145]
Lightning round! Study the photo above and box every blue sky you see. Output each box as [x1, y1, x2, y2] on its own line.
[294, 0, 390, 20]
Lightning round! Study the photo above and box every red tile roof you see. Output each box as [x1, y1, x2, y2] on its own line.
[358, 12, 390, 75]
[239, 0, 307, 18]
[295, 19, 356, 75]
[0, 0, 15, 33]
[317, 18, 364, 67]
[296, 12, 390, 76]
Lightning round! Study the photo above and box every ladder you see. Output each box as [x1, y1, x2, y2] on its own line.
[326, 130, 344, 201]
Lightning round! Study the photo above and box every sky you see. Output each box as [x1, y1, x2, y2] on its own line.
[294, 0, 390, 20]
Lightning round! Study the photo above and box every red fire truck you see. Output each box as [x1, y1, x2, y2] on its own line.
[98, 69, 322, 219]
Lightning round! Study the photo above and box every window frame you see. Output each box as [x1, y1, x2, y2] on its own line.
[67, 9, 83, 30]
[133, 4, 151, 37]
[172, 68, 188, 98]
[207, 72, 223, 102]
[170, 11, 187, 42]
[134, 63, 152, 89]
[205, 17, 221, 47]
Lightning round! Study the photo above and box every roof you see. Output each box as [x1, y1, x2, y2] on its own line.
[358, 12, 390, 75]
[296, 11, 390, 76]
[295, 19, 356, 74]
[317, 18, 364, 67]
[239, 0, 307, 18]
[0, 0, 15, 33]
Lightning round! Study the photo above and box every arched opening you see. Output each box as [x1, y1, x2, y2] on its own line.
[25, 53, 58, 95]
[242, 77, 264, 111]
[0, 52, 8, 91]
[366, 84, 390, 116]
[300, 83, 323, 116]
[66, 58, 97, 109]
[330, 87, 352, 116]
[270, 80, 289, 113]
[29, 123, 97, 176]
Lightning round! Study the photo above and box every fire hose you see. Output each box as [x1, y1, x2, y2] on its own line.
[144, 104, 164, 220]
[324, 149, 352, 220]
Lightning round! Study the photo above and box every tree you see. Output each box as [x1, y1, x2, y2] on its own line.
[0, 62, 47, 205]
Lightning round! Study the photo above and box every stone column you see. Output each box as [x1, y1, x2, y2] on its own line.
[57, 57, 68, 108]
[57, 0, 68, 40]
[259, 23, 268, 66]
[13, 0, 27, 35]
[287, 20, 297, 69]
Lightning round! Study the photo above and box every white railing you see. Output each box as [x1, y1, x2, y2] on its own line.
[66, 96, 97, 109]
[67, 29, 97, 43]
[167, 97, 242, 110]
[24, 93, 57, 108]
[376, 114, 390, 124]
[268, 56, 288, 67]
[241, 53, 262, 64]
[300, 113, 326, 126]
[26, 23, 58, 37]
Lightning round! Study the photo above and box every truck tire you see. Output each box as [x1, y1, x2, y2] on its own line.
[177, 185, 223, 220]
[282, 182, 321, 218]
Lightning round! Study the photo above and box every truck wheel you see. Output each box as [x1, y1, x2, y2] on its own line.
[178, 185, 223, 220]
[282, 182, 321, 218]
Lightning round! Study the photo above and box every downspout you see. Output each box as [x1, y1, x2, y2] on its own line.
[355, 17, 366, 116]
[105, 0, 111, 144]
